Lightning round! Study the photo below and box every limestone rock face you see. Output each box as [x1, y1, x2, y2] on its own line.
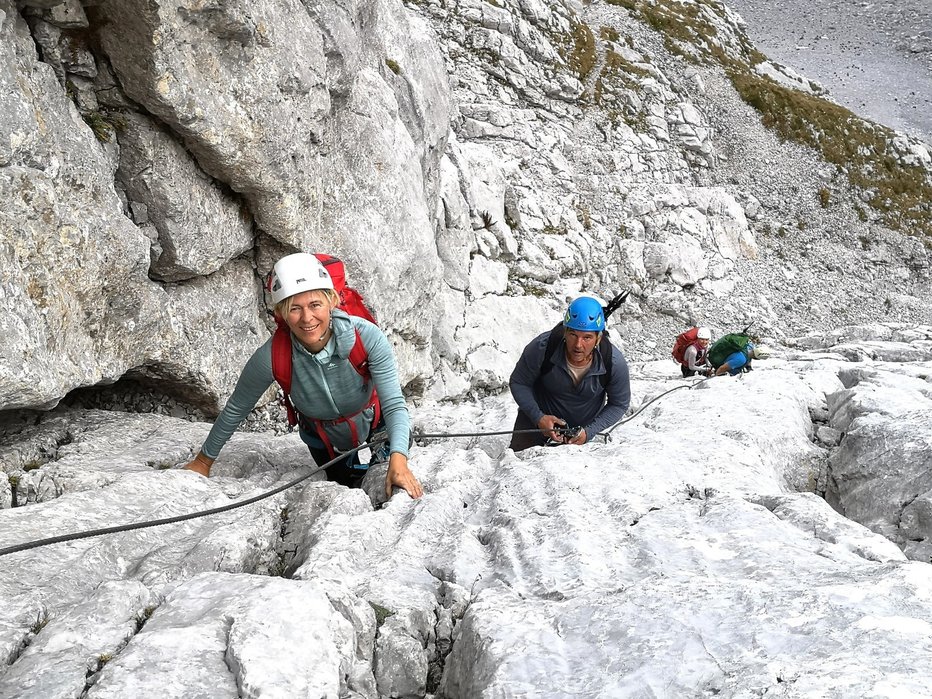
[412, 0, 931, 392]
[4, 0, 932, 412]
[88, 573, 377, 699]
[825, 357, 932, 560]
[0, 0, 456, 412]
[95, 0, 451, 363]
[0, 5, 168, 410]
[3, 335, 932, 695]
[115, 111, 254, 282]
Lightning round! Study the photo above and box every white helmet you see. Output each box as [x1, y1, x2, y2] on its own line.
[752, 344, 772, 360]
[697, 327, 711, 340]
[267, 253, 334, 304]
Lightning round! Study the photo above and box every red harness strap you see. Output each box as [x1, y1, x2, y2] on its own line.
[302, 390, 381, 459]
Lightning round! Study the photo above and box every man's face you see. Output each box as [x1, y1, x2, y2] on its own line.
[698, 338, 710, 348]
[565, 329, 600, 364]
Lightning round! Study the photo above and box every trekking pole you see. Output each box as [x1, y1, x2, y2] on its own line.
[602, 289, 630, 319]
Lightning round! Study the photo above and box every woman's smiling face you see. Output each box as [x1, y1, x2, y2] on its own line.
[284, 289, 334, 351]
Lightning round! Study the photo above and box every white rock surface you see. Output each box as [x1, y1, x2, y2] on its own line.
[87, 573, 376, 699]
[3, 0, 932, 694]
[2, 331, 932, 695]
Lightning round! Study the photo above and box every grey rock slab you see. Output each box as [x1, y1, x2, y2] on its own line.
[0, 410, 316, 635]
[828, 404, 932, 554]
[456, 295, 556, 388]
[94, 0, 332, 241]
[0, 159, 165, 411]
[754, 492, 905, 564]
[0, 468, 287, 597]
[39, 0, 88, 30]
[115, 111, 253, 282]
[626, 368, 828, 494]
[0, 5, 267, 412]
[0, 4, 169, 410]
[815, 424, 842, 446]
[158, 258, 274, 410]
[374, 612, 429, 698]
[0, 580, 156, 699]
[827, 365, 932, 432]
[820, 340, 932, 363]
[84, 572, 376, 699]
[441, 498, 932, 696]
[2, 408, 309, 504]
[95, 0, 450, 374]
[2, 355, 932, 694]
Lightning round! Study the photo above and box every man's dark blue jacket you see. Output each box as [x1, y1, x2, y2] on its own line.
[510, 330, 631, 438]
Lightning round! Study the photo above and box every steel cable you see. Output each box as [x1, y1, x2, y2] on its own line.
[0, 377, 709, 556]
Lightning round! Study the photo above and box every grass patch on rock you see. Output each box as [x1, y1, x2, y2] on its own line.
[594, 48, 652, 105]
[565, 21, 597, 82]
[729, 70, 932, 237]
[612, 0, 932, 241]
[369, 602, 395, 629]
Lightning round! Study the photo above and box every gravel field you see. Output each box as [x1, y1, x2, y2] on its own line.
[725, 0, 932, 144]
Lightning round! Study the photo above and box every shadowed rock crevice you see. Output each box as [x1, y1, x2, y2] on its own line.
[3, 607, 49, 669]
[60, 366, 222, 419]
[421, 572, 471, 694]
[221, 616, 246, 699]
[819, 342, 932, 562]
[79, 599, 161, 697]
[261, 504, 303, 579]
[0, 412, 75, 506]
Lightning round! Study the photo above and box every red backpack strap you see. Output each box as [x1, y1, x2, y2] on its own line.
[315, 254, 345, 291]
[271, 322, 298, 427]
[348, 328, 371, 381]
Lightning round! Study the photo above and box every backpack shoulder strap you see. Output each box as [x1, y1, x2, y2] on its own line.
[538, 324, 565, 379]
[271, 322, 298, 427]
[348, 328, 371, 381]
[598, 336, 613, 389]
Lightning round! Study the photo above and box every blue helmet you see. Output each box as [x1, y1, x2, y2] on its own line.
[564, 296, 605, 332]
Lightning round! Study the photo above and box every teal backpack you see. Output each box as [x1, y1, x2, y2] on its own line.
[707, 333, 751, 369]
